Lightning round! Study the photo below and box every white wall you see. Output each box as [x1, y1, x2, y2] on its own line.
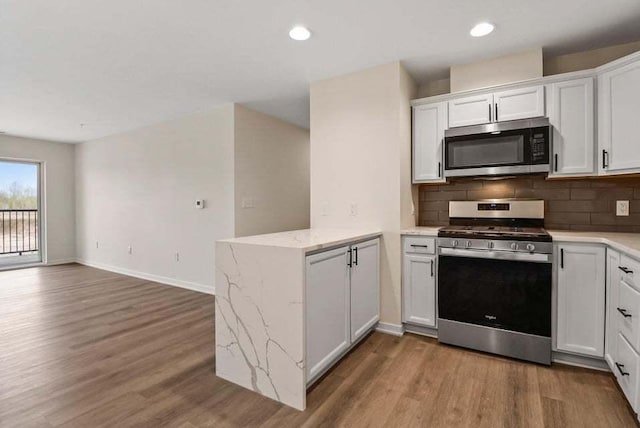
[450, 48, 543, 93]
[0, 135, 76, 264]
[234, 105, 310, 237]
[75, 105, 235, 293]
[310, 62, 416, 325]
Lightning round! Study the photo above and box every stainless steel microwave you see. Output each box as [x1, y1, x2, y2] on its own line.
[443, 117, 551, 178]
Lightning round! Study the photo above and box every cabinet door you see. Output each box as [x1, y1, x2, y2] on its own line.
[548, 78, 595, 176]
[402, 252, 437, 327]
[413, 103, 447, 183]
[306, 246, 350, 381]
[350, 239, 380, 342]
[599, 58, 640, 174]
[556, 243, 606, 357]
[606, 249, 621, 370]
[448, 94, 493, 128]
[493, 85, 545, 122]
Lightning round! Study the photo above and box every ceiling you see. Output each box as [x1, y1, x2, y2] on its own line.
[2, 0, 640, 143]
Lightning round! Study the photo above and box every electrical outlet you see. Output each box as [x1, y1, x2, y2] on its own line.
[350, 203, 358, 217]
[96, 241, 99, 249]
[321, 201, 329, 217]
[195, 199, 205, 209]
[242, 198, 254, 209]
[175, 252, 180, 262]
[128, 245, 132, 255]
[617, 200, 630, 216]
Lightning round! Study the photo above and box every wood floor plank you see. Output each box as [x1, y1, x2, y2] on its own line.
[0, 264, 637, 427]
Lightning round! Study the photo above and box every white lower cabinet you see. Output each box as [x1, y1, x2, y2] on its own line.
[402, 236, 437, 327]
[350, 239, 380, 341]
[305, 238, 380, 384]
[606, 249, 621, 365]
[305, 246, 351, 382]
[606, 249, 640, 414]
[614, 332, 640, 411]
[556, 243, 606, 357]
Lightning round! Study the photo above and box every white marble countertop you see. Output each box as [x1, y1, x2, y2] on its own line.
[549, 230, 640, 260]
[401, 226, 441, 236]
[218, 228, 382, 253]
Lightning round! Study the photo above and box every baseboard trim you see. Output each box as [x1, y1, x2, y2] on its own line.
[76, 259, 215, 295]
[375, 322, 405, 337]
[552, 351, 610, 372]
[404, 323, 438, 338]
[47, 258, 77, 266]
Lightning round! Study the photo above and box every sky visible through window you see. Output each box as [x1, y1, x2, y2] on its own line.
[0, 161, 38, 209]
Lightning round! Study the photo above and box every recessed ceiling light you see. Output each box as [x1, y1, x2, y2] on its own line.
[289, 26, 311, 41]
[470, 22, 495, 37]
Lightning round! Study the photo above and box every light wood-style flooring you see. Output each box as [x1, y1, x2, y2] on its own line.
[0, 263, 637, 427]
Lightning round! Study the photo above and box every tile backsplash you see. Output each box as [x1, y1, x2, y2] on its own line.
[419, 175, 640, 232]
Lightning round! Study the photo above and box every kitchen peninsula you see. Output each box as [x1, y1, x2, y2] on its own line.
[215, 228, 382, 410]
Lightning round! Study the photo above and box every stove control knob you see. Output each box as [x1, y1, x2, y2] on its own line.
[452, 240, 458, 248]
[466, 240, 472, 248]
[510, 242, 518, 251]
[526, 243, 535, 252]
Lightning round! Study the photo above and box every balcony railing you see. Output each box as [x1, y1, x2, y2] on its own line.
[1, 209, 39, 255]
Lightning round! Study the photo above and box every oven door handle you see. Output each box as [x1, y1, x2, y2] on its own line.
[439, 247, 551, 263]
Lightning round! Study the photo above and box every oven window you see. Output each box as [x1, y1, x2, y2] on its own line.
[438, 255, 551, 337]
[446, 134, 524, 169]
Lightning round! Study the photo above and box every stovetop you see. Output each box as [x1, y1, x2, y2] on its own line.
[438, 225, 552, 242]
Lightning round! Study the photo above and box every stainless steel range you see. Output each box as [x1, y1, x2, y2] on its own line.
[437, 199, 552, 365]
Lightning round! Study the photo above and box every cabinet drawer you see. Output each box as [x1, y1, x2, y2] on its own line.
[403, 236, 435, 254]
[617, 280, 640, 349]
[620, 255, 640, 289]
[615, 332, 640, 411]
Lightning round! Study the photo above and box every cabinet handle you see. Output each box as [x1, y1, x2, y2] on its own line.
[430, 259, 434, 277]
[347, 249, 352, 268]
[619, 266, 634, 274]
[554, 154, 558, 172]
[616, 362, 630, 377]
[617, 307, 632, 319]
[489, 104, 492, 122]
[495, 104, 498, 122]
[602, 150, 609, 169]
[438, 162, 442, 178]
[560, 248, 564, 269]
[353, 247, 358, 266]
[411, 244, 429, 248]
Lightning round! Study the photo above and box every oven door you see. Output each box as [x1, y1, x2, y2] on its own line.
[438, 251, 551, 337]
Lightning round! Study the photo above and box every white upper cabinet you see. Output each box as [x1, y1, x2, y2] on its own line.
[556, 243, 606, 357]
[599, 55, 640, 175]
[413, 102, 446, 183]
[548, 78, 595, 176]
[447, 85, 545, 128]
[493, 86, 545, 122]
[448, 94, 493, 127]
[350, 239, 380, 342]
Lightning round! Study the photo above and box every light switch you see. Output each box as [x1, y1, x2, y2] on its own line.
[242, 198, 254, 209]
[617, 200, 630, 216]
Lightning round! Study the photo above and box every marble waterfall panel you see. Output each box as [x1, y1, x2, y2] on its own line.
[215, 241, 306, 410]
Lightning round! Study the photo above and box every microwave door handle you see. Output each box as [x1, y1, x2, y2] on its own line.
[488, 104, 492, 122]
[495, 104, 498, 122]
